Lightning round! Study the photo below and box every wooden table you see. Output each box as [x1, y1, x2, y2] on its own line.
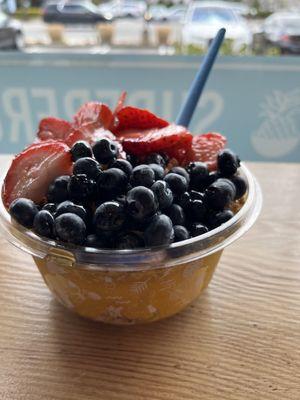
[1, 156, 300, 400]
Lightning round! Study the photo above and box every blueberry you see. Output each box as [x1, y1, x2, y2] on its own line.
[173, 225, 190, 242]
[190, 190, 205, 201]
[187, 162, 209, 191]
[54, 213, 86, 245]
[126, 186, 158, 221]
[164, 173, 188, 195]
[148, 164, 165, 180]
[131, 165, 155, 188]
[190, 223, 209, 237]
[33, 210, 54, 239]
[42, 203, 57, 214]
[9, 198, 39, 228]
[126, 153, 139, 167]
[208, 209, 234, 229]
[94, 201, 126, 233]
[47, 175, 70, 203]
[169, 167, 190, 184]
[175, 192, 191, 209]
[217, 149, 240, 177]
[151, 180, 173, 210]
[109, 159, 133, 178]
[206, 171, 220, 186]
[55, 200, 87, 223]
[186, 199, 206, 222]
[144, 214, 174, 247]
[115, 231, 144, 249]
[73, 157, 102, 180]
[165, 204, 185, 225]
[85, 234, 108, 248]
[230, 175, 247, 200]
[97, 168, 128, 200]
[145, 153, 166, 167]
[92, 138, 119, 164]
[70, 141, 93, 161]
[204, 178, 236, 211]
[115, 194, 127, 206]
[68, 174, 96, 201]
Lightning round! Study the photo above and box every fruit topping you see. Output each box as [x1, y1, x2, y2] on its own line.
[114, 106, 168, 133]
[37, 117, 73, 141]
[2, 141, 72, 208]
[3, 96, 248, 250]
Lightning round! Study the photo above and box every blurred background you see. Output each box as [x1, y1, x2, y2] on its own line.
[0, 0, 299, 55]
[0, 0, 299, 163]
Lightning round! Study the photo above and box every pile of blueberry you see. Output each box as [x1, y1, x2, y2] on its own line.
[9, 138, 247, 249]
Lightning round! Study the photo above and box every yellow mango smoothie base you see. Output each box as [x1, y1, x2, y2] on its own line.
[34, 250, 222, 324]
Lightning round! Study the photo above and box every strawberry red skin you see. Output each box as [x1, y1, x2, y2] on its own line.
[188, 132, 227, 170]
[118, 124, 192, 156]
[73, 102, 113, 130]
[2, 142, 72, 209]
[37, 117, 73, 141]
[114, 106, 169, 134]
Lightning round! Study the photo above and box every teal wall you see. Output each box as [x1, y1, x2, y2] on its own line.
[0, 53, 299, 162]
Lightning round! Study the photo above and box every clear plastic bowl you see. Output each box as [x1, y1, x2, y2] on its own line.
[0, 163, 262, 324]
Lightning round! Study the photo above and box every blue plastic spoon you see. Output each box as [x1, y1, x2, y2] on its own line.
[176, 28, 226, 128]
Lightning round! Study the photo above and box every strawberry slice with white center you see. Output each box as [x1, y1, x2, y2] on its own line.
[73, 102, 114, 130]
[37, 117, 73, 141]
[2, 142, 73, 209]
[118, 124, 192, 156]
[188, 132, 227, 170]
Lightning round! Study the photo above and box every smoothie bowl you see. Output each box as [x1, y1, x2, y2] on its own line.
[0, 96, 262, 324]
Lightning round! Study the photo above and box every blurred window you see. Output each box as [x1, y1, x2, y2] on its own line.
[191, 7, 238, 23]
[62, 4, 90, 14]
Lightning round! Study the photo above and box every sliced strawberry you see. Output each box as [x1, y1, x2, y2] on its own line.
[2, 142, 72, 209]
[187, 132, 227, 170]
[165, 143, 192, 166]
[114, 91, 127, 115]
[114, 106, 169, 134]
[73, 102, 113, 130]
[66, 126, 126, 159]
[37, 117, 73, 141]
[118, 124, 192, 156]
[66, 126, 114, 146]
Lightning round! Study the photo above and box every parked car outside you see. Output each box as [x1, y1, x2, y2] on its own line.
[182, 1, 252, 51]
[0, 10, 23, 50]
[263, 12, 300, 54]
[43, 1, 111, 24]
[99, 0, 146, 19]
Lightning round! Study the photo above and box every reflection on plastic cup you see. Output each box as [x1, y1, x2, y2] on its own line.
[0, 164, 262, 325]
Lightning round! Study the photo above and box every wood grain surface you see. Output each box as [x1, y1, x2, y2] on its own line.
[1, 156, 300, 400]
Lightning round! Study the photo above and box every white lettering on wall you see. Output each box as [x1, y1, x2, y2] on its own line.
[2, 88, 33, 143]
[31, 88, 58, 120]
